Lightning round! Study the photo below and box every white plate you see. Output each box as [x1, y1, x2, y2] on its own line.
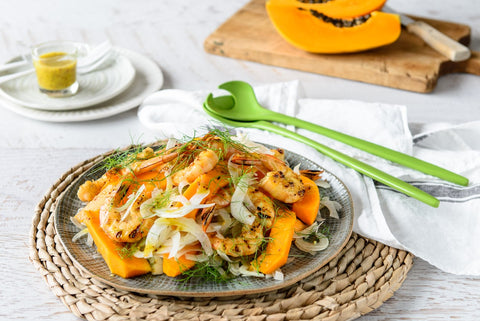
[0, 49, 135, 111]
[0, 47, 163, 122]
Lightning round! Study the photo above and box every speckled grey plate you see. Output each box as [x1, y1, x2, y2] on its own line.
[54, 146, 354, 297]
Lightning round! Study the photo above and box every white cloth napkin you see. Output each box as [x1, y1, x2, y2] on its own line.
[138, 81, 480, 276]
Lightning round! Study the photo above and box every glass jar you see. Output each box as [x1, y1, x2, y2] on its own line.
[32, 41, 79, 97]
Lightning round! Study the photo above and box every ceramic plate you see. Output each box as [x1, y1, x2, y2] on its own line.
[0, 47, 163, 122]
[0, 48, 135, 111]
[54, 147, 354, 297]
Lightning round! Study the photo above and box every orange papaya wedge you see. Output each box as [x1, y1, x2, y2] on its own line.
[266, 0, 401, 53]
[292, 176, 321, 226]
[162, 254, 197, 277]
[252, 209, 297, 275]
[81, 210, 151, 278]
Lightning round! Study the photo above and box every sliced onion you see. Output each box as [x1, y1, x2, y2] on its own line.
[232, 132, 274, 155]
[229, 262, 240, 276]
[99, 203, 109, 227]
[216, 249, 233, 263]
[227, 155, 242, 185]
[205, 221, 223, 234]
[133, 250, 145, 258]
[155, 217, 213, 256]
[274, 269, 284, 281]
[139, 187, 166, 218]
[185, 253, 209, 262]
[70, 216, 85, 229]
[230, 174, 255, 225]
[139, 195, 158, 218]
[294, 221, 329, 254]
[243, 193, 255, 212]
[151, 245, 172, 256]
[114, 184, 144, 212]
[238, 264, 264, 277]
[86, 234, 94, 247]
[149, 233, 196, 257]
[72, 228, 89, 243]
[164, 168, 173, 191]
[143, 220, 172, 258]
[293, 222, 321, 239]
[170, 233, 198, 258]
[265, 269, 284, 281]
[229, 261, 264, 277]
[177, 180, 189, 195]
[217, 208, 233, 234]
[165, 138, 178, 150]
[153, 191, 214, 218]
[315, 179, 330, 189]
[171, 194, 189, 205]
[148, 255, 164, 275]
[321, 196, 342, 219]
[119, 184, 146, 222]
[151, 187, 164, 198]
[293, 163, 301, 175]
[214, 231, 225, 240]
[168, 231, 182, 258]
[294, 236, 329, 254]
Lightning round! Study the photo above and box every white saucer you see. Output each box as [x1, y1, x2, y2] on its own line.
[0, 47, 163, 122]
[0, 49, 135, 111]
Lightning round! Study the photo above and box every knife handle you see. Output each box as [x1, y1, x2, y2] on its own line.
[406, 20, 471, 62]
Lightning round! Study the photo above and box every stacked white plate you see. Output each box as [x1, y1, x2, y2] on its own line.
[0, 46, 164, 122]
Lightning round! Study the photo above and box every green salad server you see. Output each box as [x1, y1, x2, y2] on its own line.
[203, 99, 440, 208]
[204, 80, 468, 187]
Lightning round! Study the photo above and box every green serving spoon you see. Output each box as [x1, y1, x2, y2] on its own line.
[205, 80, 468, 187]
[203, 101, 440, 208]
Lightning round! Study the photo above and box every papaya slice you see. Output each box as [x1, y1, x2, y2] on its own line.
[292, 176, 321, 226]
[252, 209, 297, 275]
[266, 0, 401, 53]
[80, 210, 152, 278]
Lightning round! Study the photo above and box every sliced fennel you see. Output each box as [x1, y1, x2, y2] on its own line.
[230, 174, 256, 225]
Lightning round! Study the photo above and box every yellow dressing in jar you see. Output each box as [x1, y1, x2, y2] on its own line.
[33, 51, 77, 91]
[31, 41, 79, 97]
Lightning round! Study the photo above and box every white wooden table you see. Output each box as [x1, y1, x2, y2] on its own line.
[0, 1, 479, 320]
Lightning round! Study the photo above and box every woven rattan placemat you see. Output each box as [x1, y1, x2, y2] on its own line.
[29, 151, 414, 321]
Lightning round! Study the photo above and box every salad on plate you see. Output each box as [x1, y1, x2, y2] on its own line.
[72, 130, 341, 282]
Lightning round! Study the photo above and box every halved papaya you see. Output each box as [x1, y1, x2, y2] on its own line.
[266, 0, 401, 53]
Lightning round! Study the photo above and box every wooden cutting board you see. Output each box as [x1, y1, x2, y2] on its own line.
[204, 0, 480, 93]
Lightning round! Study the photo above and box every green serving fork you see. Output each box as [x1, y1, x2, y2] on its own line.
[203, 100, 440, 208]
[204, 80, 468, 187]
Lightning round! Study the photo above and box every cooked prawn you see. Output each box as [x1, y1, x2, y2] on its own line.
[77, 175, 109, 202]
[271, 148, 285, 161]
[231, 153, 305, 203]
[77, 165, 129, 202]
[299, 169, 324, 181]
[172, 149, 219, 185]
[171, 133, 241, 185]
[207, 187, 233, 209]
[132, 151, 178, 175]
[210, 187, 275, 256]
[99, 180, 155, 242]
[211, 220, 265, 257]
[246, 188, 275, 227]
[200, 187, 232, 231]
[203, 134, 238, 160]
